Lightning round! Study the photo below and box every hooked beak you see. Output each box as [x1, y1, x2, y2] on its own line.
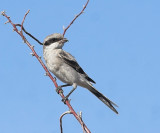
[62, 38, 68, 43]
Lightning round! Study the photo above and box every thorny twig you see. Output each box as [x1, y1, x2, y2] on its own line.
[1, 1, 91, 131]
[63, 0, 89, 36]
[79, 111, 85, 133]
[4, 0, 90, 45]
[15, 24, 43, 45]
[20, 10, 30, 39]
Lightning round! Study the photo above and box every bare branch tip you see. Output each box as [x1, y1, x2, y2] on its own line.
[4, 20, 9, 24]
[80, 111, 82, 117]
[62, 25, 65, 31]
[44, 72, 49, 76]
[30, 53, 35, 56]
[1, 10, 6, 16]
[62, 0, 89, 36]
[31, 45, 34, 49]
[23, 40, 26, 43]
[12, 28, 16, 32]
[26, 10, 30, 15]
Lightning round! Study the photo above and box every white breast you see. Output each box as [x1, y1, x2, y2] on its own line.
[43, 44, 86, 85]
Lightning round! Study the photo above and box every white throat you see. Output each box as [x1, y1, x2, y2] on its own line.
[43, 42, 64, 60]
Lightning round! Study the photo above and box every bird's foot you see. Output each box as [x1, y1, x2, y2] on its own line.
[56, 86, 63, 94]
[62, 97, 71, 104]
[61, 97, 69, 104]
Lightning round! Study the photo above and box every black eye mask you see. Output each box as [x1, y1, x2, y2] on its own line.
[44, 38, 62, 45]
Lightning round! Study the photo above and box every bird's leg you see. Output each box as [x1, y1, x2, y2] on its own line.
[62, 83, 77, 103]
[56, 84, 71, 94]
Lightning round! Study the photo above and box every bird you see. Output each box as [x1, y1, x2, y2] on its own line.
[43, 33, 118, 114]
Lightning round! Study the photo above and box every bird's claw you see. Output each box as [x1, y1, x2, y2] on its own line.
[62, 97, 69, 104]
[56, 86, 63, 94]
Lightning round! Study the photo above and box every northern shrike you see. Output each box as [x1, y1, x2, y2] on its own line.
[43, 33, 118, 114]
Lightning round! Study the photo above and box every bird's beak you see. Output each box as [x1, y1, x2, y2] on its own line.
[62, 38, 68, 43]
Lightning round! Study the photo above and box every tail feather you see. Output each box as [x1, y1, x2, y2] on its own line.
[87, 86, 118, 114]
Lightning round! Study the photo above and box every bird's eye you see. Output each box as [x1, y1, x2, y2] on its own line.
[51, 38, 60, 43]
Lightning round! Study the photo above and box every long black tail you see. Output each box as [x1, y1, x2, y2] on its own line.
[88, 86, 118, 114]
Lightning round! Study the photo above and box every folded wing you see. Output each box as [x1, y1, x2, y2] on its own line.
[58, 50, 96, 84]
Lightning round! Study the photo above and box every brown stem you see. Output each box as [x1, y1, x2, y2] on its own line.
[21, 10, 30, 36]
[1, 10, 91, 133]
[63, 0, 89, 36]
[15, 24, 43, 45]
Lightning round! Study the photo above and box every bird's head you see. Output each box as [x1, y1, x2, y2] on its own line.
[43, 33, 68, 49]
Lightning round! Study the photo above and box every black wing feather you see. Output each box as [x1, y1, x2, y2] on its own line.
[59, 51, 96, 84]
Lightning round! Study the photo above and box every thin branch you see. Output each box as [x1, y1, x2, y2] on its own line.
[1, 11, 91, 133]
[62, 0, 89, 36]
[21, 10, 30, 35]
[18, 10, 43, 45]
[15, 24, 43, 45]
[79, 111, 85, 133]
[60, 111, 72, 133]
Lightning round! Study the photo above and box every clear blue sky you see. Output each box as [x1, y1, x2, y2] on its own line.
[1, 0, 160, 133]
